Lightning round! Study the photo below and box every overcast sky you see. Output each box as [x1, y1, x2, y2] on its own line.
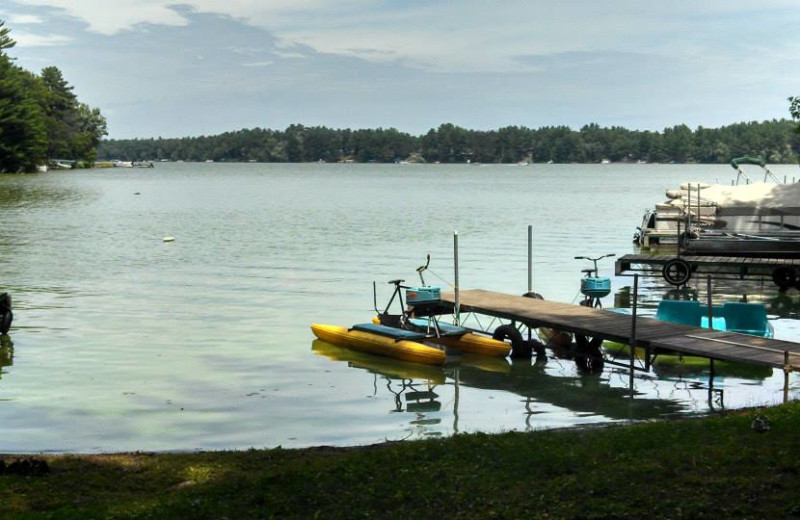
[2, 1, 798, 139]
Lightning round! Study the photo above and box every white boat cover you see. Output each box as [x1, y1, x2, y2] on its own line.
[667, 182, 800, 216]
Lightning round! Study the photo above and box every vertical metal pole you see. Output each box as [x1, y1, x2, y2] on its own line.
[527, 225, 533, 294]
[706, 276, 713, 329]
[784, 351, 790, 404]
[707, 275, 715, 386]
[677, 219, 682, 257]
[697, 182, 701, 230]
[453, 368, 460, 433]
[454, 230, 460, 326]
[697, 184, 700, 228]
[527, 225, 533, 342]
[687, 183, 692, 228]
[629, 274, 639, 391]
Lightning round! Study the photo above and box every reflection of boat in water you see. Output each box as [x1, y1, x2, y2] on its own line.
[603, 342, 773, 379]
[636, 157, 800, 256]
[312, 339, 445, 428]
[313, 338, 690, 422]
[312, 340, 445, 383]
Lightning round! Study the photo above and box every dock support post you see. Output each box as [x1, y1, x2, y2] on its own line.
[527, 225, 533, 294]
[629, 274, 639, 392]
[454, 231, 460, 326]
[687, 184, 692, 228]
[784, 350, 790, 404]
[707, 276, 715, 390]
[527, 225, 533, 342]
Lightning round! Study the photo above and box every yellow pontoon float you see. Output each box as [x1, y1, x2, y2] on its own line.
[310, 323, 447, 365]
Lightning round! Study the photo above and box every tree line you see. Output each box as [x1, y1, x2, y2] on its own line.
[99, 118, 800, 165]
[0, 20, 107, 173]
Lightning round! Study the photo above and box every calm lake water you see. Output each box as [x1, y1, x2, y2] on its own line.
[2, 162, 800, 453]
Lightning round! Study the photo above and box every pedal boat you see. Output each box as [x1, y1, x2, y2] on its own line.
[311, 323, 446, 365]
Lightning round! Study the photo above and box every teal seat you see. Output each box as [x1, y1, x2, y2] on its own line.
[699, 305, 726, 330]
[656, 300, 701, 326]
[723, 303, 769, 337]
[408, 318, 467, 337]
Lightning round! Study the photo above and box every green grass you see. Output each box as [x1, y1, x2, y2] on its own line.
[3, 403, 800, 519]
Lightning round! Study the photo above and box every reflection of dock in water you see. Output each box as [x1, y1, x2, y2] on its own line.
[312, 339, 692, 428]
[455, 360, 687, 421]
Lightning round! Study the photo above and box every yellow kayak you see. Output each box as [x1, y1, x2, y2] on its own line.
[310, 324, 446, 366]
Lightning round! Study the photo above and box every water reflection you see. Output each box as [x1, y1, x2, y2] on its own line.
[312, 340, 445, 384]
[0, 334, 12, 384]
[312, 338, 689, 434]
[0, 177, 90, 209]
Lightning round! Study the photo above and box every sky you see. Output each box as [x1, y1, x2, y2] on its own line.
[1, 1, 799, 139]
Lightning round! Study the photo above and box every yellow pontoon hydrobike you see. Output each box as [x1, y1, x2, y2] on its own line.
[310, 257, 510, 365]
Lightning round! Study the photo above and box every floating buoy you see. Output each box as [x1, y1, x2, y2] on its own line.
[163, 236, 175, 243]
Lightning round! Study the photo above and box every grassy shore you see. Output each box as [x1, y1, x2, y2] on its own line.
[2, 403, 800, 519]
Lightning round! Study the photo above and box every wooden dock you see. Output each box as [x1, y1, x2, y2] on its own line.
[439, 289, 800, 371]
[615, 253, 800, 284]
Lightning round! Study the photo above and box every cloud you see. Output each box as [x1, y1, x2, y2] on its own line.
[3, 1, 799, 139]
[11, 31, 71, 46]
[15, 0, 189, 34]
[6, 13, 44, 24]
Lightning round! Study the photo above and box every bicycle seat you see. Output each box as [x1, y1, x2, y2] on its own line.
[388, 279, 405, 285]
[581, 269, 595, 275]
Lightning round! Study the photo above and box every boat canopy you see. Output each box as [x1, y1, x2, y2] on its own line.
[670, 182, 800, 216]
[730, 156, 766, 169]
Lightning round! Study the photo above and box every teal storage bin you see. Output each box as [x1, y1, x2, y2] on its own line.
[406, 286, 441, 305]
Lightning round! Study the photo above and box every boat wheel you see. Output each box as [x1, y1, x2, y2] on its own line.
[492, 324, 531, 358]
[662, 258, 692, 286]
[772, 267, 796, 292]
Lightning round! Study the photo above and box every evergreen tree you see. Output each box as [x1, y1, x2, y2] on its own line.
[0, 23, 47, 172]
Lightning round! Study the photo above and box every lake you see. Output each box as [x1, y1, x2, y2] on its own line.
[2, 162, 800, 453]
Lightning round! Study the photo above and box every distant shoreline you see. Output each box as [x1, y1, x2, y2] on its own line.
[97, 119, 800, 166]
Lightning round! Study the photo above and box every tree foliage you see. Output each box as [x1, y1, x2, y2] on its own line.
[0, 20, 107, 173]
[99, 119, 799, 165]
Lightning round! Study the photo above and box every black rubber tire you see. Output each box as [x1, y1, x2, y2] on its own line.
[0, 309, 11, 334]
[772, 267, 796, 292]
[522, 292, 544, 300]
[662, 258, 692, 286]
[492, 324, 531, 358]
